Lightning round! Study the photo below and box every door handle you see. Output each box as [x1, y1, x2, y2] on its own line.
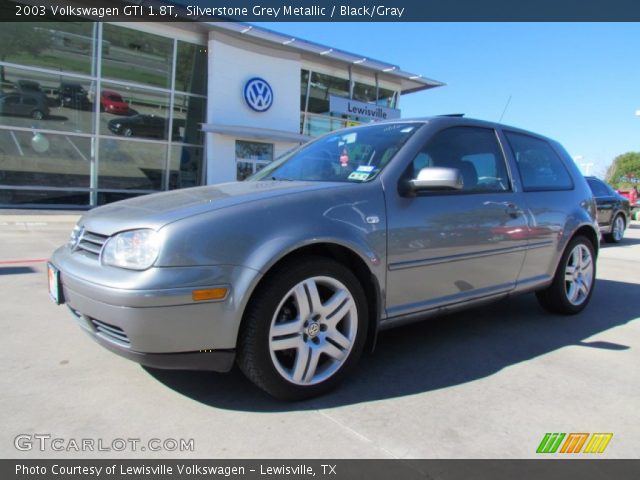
[506, 203, 521, 218]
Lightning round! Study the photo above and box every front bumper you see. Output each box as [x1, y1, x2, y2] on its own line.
[71, 306, 234, 371]
[50, 246, 261, 371]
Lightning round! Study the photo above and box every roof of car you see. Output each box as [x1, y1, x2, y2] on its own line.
[349, 115, 560, 144]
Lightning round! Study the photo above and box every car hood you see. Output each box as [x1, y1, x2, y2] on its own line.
[79, 181, 349, 235]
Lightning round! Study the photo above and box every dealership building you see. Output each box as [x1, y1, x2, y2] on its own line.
[0, 18, 442, 207]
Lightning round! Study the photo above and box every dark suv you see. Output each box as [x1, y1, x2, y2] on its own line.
[585, 176, 630, 243]
[58, 82, 91, 110]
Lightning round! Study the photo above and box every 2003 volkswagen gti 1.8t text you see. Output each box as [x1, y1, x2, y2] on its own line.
[49, 117, 599, 400]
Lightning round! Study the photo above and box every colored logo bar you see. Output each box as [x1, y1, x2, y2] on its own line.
[537, 433, 613, 454]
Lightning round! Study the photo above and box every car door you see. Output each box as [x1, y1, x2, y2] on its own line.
[2, 95, 21, 115]
[20, 96, 38, 116]
[586, 178, 615, 228]
[501, 130, 579, 286]
[384, 126, 528, 318]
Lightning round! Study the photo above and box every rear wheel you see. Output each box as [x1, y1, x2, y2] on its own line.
[31, 110, 44, 120]
[237, 257, 367, 400]
[604, 214, 625, 243]
[536, 236, 596, 315]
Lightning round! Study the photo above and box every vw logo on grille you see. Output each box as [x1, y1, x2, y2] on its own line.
[244, 77, 273, 112]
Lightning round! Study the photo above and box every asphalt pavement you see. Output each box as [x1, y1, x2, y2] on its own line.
[1, 213, 639, 458]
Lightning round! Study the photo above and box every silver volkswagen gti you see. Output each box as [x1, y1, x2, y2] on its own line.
[48, 117, 599, 400]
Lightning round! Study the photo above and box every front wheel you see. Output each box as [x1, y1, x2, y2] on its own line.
[536, 236, 596, 315]
[237, 257, 368, 400]
[604, 214, 625, 243]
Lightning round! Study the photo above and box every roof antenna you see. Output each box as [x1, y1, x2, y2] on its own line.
[498, 95, 512, 123]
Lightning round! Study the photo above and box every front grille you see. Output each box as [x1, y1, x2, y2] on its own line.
[91, 318, 130, 346]
[77, 231, 109, 258]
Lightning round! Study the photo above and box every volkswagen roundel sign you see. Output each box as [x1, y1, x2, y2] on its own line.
[244, 77, 273, 112]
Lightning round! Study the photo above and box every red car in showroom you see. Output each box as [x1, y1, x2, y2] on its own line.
[100, 90, 129, 115]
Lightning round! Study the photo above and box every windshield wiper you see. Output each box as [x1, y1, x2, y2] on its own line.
[271, 176, 294, 181]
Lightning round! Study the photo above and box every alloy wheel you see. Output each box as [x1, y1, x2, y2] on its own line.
[613, 216, 625, 242]
[268, 276, 358, 386]
[564, 243, 594, 306]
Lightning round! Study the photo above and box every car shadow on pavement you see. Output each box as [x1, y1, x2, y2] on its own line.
[602, 237, 640, 247]
[145, 278, 639, 412]
[0, 266, 36, 275]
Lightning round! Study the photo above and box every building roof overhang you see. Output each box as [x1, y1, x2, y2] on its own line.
[201, 123, 312, 143]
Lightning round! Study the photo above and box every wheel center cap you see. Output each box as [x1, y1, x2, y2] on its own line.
[307, 322, 320, 338]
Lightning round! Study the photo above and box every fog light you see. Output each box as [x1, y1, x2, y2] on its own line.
[192, 288, 228, 302]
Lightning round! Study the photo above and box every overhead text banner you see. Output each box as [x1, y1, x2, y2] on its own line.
[2, 0, 640, 22]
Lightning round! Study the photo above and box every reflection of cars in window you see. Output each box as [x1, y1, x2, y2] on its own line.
[0, 92, 50, 120]
[49, 117, 600, 400]
[100, 90, 129, 115]
[16, 79, 44, 94]
[58, 82, 91, 110]
[585, 176, 630, 243]
[107, 114, 178, 140]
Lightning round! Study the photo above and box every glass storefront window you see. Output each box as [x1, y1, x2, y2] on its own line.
[0, 130, 92, 188]
[377, 87, 397, 108]
[308, 72, 349, 114]
[0, 66, 95, 134]
[97, 191, 147, 206]
[300, 69, 310, 111]
[0, 22, 206, 207]
[175, 41, 207, 95]
[98, 139, 167, 191]
[101, 24, 173, 89]
[99, 82, 171, 140]
[353, 81, 376, 103]
[0, 188, 89, 206]
[0, 22, 96, 75]
[236, 140, 273, 180]
[172, 94, 205, 145]
[169, 145, 204, 189]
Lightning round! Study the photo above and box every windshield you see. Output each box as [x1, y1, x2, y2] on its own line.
[250, 123, 420, 183]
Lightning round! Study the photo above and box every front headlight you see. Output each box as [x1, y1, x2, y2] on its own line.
[102, 229, 160, 270]
[68, 224, 82, 248]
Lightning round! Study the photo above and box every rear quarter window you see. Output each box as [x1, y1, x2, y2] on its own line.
[505, 131, 573, 191]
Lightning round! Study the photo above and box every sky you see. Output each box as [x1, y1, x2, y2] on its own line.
[262, 22, 640, 178]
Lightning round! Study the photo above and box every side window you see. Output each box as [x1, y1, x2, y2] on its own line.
[505, 131, 573, 191]
[586, 178, 609, 197]
[409, 126, 511, 193]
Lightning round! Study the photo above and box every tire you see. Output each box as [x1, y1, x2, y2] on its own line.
[31, 110, 44, 120]
[123, 128, 133, 137]
[536, 235, 596, 315]
[237, 256, 368, 400]
[603, 214, 625, 243]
